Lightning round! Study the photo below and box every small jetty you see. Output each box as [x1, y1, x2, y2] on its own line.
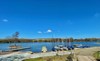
[8, 44, 31, 52]
[9, 47, 31, 52]
[6, 32, 31, 52]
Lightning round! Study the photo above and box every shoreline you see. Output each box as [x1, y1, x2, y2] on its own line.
[0, 47, 100, 61]
[22, 47, 100, 61]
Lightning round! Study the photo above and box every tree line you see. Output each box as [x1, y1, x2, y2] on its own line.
[0, 32, 99, 43]
[0, 38, 99, 43]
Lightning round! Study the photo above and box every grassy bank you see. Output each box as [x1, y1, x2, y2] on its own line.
[94, 51, 100, 60]
[23, 55, 69, 61]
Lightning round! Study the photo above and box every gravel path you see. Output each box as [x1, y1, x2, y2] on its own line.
[0, 52, 20, 58]
[0, 47, 100, 61]
[74, 47, 100, 56]
[74, 47, 100, 61]
[29, 51, 71, 58]
[77, 55, 96, 61]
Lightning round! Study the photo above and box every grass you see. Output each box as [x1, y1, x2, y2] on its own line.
[23, 55, 69, 61]
[94, 51, 100, 60]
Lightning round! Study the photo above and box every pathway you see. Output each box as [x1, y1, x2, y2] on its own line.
[77, 55, 96, 61]
[74, 47, 100, 61]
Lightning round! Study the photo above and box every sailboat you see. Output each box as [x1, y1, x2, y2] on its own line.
[53, 38, 68, 51]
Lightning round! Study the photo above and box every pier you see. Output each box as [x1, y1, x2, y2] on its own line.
[9, 47, 31, 52]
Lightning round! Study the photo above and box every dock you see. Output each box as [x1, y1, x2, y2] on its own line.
[9, 47, 31, 52]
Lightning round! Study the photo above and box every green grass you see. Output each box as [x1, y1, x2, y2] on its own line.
[23, 55, 69, 61]
[94, 51, 100, 60]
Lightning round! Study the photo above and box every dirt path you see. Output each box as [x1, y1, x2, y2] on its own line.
[29, 51, 71, 58]
[74, 47, 100, 61]
[77, 55, 96, 61]
[74, 47, 100, 56]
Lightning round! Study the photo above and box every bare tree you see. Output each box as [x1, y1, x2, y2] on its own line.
[12, 32, 19, 39]
[12, 32, 19, 43]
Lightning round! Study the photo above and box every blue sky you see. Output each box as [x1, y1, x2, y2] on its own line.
[0, 0, 100, 39]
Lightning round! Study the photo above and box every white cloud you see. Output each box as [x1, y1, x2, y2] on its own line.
[38, 29, 52, 34]
[2, 19, 8, 22]
[47, 29, 52, 33]
[38, 31, 42, 34]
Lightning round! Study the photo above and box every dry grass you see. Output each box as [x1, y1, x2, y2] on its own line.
[94, 51, 100, 60]
[23, 55, 68, 61]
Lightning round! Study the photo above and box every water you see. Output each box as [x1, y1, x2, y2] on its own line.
[0, 42, 100, 52]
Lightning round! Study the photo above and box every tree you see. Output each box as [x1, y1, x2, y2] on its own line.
[12, 32, 19, 39]
[12, 32, 20, 42]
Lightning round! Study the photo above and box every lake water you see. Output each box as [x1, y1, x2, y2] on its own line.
[0, 42, 100, 52]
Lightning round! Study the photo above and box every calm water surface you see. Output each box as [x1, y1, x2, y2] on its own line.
[0, 42, 100, 52]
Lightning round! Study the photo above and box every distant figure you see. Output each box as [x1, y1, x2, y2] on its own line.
[42, 46, 47, 53]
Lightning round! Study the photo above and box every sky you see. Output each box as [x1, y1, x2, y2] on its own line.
[0, 0, 100, 39]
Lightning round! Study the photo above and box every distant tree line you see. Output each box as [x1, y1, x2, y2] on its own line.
[0, 32, 99, 43]
[0, 39, 33, 43]
[74, 38, 99, 42]
[0, 38, 99, 43]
